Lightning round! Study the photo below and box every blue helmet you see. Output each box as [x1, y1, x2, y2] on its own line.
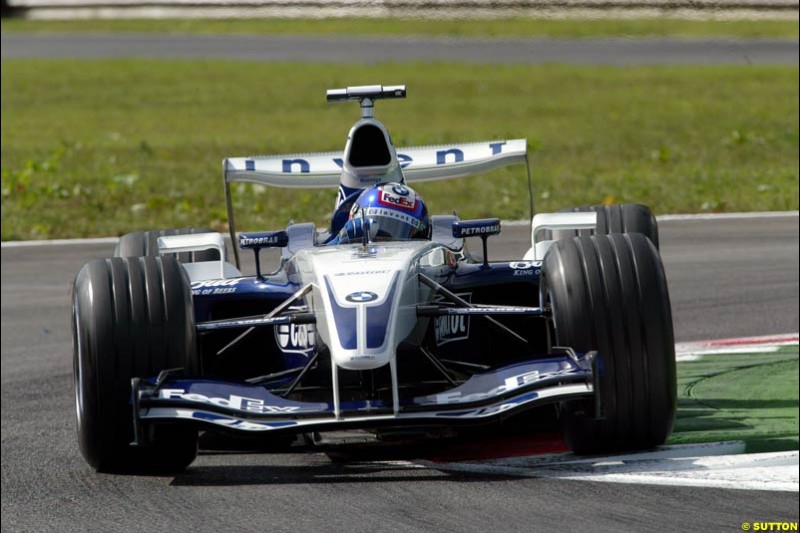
[336, 183, 430, 244]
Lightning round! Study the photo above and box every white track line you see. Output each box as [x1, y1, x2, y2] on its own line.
[3, 211, 797, 247]
[426, 447, 800, 492]
[657, 211, 798, 221]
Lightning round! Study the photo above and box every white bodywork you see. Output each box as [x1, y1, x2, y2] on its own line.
[290, 240, 447, 417]
[523, 212, 598, 261]
[157, 233, 241, 281]
[291, 240, 440, 371]
[224, 139, 528, 189]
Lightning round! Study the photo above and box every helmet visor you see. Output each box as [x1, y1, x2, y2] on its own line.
[339, 207, 428, 243]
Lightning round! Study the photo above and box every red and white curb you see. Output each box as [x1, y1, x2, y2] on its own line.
[676, 333, 799, 361]
[417, 443, 799, 492]
[414, 335, 799, 491]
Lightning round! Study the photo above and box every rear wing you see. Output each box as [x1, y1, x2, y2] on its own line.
[223, 139, 530, 266]
[223, 139, 528, 188]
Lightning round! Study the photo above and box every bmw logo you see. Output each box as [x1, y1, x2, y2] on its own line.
[391, 184, 409, 196]
[346, 291, 378, 303]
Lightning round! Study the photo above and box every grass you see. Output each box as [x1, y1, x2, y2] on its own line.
[1, 60, 798, 240]
[1, 17, 798, 39]
[670, 346, 799, 449]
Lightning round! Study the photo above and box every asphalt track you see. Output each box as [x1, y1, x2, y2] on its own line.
[1, 214, 798, 532]
[1, 33, 798, 64]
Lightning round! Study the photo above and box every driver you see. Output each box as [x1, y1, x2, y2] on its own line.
[327, 182, 430, 245]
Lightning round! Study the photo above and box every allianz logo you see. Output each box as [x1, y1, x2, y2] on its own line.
[434, 292, 471, 346]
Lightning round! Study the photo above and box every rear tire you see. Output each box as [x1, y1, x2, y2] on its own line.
[72, 256, 199, 473]
[541, 233, 676, 454]
[115, 227, 221, 262]
[551, 204, 659, 249]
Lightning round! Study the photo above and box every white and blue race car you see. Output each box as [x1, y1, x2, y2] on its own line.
[72, 85, 676, 473]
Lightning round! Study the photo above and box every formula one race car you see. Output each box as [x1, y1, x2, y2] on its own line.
[72, 85, 676, 473]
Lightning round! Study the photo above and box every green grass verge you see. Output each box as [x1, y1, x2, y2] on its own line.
[2, 17, 798, 39]
[670, 345, 799, 450]
[1, 60, 798, 239]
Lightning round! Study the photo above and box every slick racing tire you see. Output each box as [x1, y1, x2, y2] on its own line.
[72, 256, 199, 473]
[541, 233, 676, 454]
[550, 204, 659, 250]
[115, 227, 222, 262]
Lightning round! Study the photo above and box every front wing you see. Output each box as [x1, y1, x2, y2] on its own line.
[133, 352, 599, 436]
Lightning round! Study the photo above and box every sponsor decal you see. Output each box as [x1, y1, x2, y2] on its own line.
[509, 261, 541, 277]
[458, 224, 501, 236]
[436, 148, 465, 165]
[434, 292, 471, 346]
[275, 323, 316, 357]
[240, 235, 283, 247]
[191, 278, 241, 296]
[433, 370, 542, 404]
[363, 207, 426, 230]
[346, 291, 378, 303]
[397, 153, 413, 168]
[378, 189, 417, 211]
[192, 279, 241, 288]
[391, 184, 410, 196]
[159, 389, 301, 414]
[489, 141, 506, 155]
[282, 158, 310, 173]
[333, 270, 390, 276]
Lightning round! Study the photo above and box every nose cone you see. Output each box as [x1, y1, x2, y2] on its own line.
[297, 241, 433, 372]
[323, 272, 401, 371]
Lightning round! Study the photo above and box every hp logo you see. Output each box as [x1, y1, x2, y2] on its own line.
[346, 291, 378, 303]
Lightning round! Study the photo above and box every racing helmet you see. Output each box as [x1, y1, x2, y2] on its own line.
[336, 183, 430, 243]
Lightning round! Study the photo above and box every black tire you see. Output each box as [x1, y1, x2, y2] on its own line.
[551, 204, 659, 249]
[541, 233, 676, 454]
[72, 256, 199, 473]
[115, 227, 221, 262]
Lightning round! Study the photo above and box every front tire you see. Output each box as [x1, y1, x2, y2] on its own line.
[72, 256, 199, 473]
[541, 233, 676, 454]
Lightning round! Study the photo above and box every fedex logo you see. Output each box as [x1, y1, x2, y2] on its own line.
[159, 389, 301, 414]
[378, 190, 417, 211]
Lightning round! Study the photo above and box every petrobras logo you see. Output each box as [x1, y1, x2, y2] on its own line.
[434, 292, 471, 346]
[275, 323, 316, 357]
[240, 235, 281, 247]
[239, 231, 288, 250]
[459, 224, 501, 236]
[159, 389, 301, 414]
[346, 291, 378, 303]
[378, 189, 417, 211]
